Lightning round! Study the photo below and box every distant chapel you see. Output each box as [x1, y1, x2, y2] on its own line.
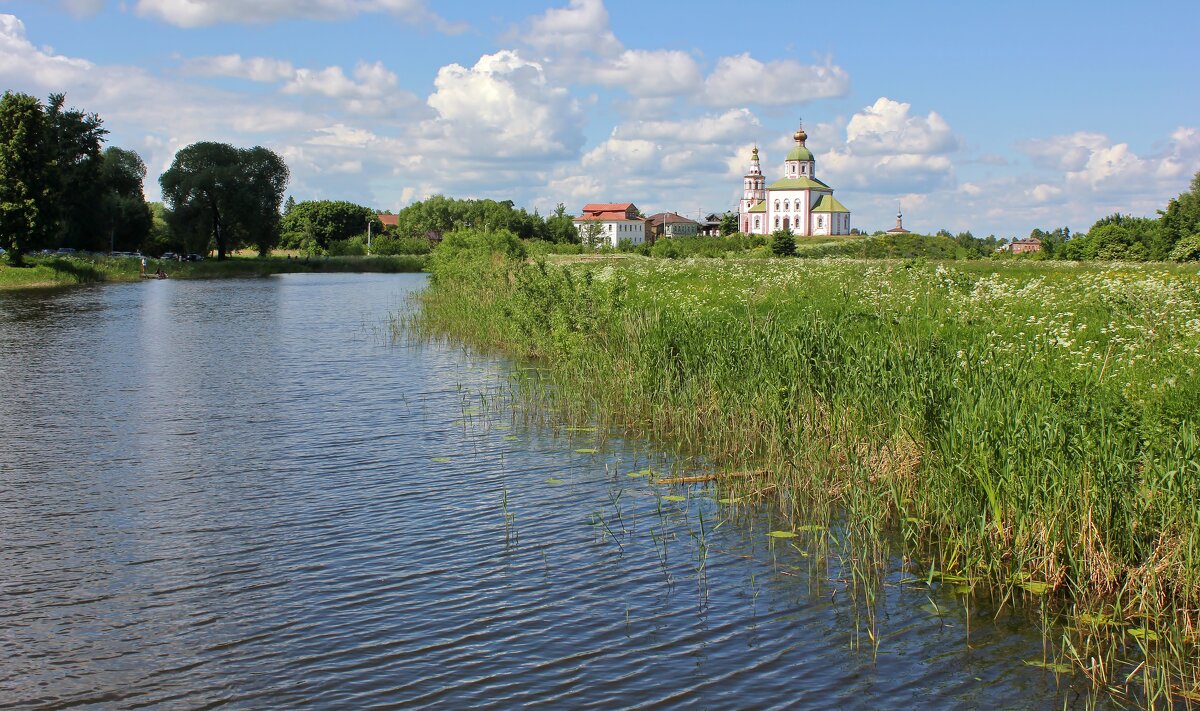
[739, 125, 851, 236]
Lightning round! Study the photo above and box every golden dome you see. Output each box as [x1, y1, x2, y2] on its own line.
[793, 127, 807, 144]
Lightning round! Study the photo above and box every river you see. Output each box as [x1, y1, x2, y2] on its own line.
[0, 273, 1106, 708]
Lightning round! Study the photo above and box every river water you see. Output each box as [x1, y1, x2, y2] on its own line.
[0, 273, 1104, 708]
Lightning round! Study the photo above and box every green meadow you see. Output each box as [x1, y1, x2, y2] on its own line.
[0, 253, 426, 289]
[417, 231, 1200, 703]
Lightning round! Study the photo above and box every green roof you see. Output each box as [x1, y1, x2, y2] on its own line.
[786, 145, 815, 162]
[747, 201, 767, 213]
[766, 176, 831, 191]
[811, 194, 850, 214]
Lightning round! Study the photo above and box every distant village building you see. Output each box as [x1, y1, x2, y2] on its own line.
[648, 212, 700, 239]
[573, 203, 650, 248]
[739, 125, 851, 236]
[886, 205, 909, 234]
[1007, 236, 1043, 254]
[699, 213, 723, 236]
[376, 213, 399, 231]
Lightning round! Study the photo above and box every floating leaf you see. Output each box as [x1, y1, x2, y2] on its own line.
[953, 584, 972, 595]
[503, 436, 519, 441]
[1078, 613, 1119, 627]
[718, 497, 743, 504]
[1024, 660, 1073, 674]
[1019, 580, 1050, 595]
[904, 517, 924, 525]
[566, 427, 597, 432]
[431, 457, 452, 463]
[545, 478, 565, 485]
[574, 448, 599, 454]
[767, 530, 796, 538]
[661, 494, 687, 502]
[627, 469, 654, 478]
[1127, 628, 1160, 641]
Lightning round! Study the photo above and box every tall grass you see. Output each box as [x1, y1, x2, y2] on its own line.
[415, 234, 1200, 705]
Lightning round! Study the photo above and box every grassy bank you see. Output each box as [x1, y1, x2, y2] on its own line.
[416, 232, 1200, 704]
[0, 253, 426, 289]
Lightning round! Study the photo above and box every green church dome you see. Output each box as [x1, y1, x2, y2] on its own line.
[786, 145, 814, 162]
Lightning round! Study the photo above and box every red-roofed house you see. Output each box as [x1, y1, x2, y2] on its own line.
[573, 203, 649, 248]
[376, 213, 399, 231]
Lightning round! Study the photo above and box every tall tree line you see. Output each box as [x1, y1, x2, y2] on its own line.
[0, 91, 151, 264]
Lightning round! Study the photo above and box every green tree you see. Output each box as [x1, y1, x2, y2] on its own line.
[1161, 170, 1200, 258]
[0, 91, 53, 265]
[545, 203, 578, 243]
[719, 211, 739, 236]
[770, 229, 796, 257]
[44, 94, 108, 250]
[99, 147, 152, 252]
[280, 200, 379, 251]
[579, 220, 606, 249]
[159, 142, 289, 259]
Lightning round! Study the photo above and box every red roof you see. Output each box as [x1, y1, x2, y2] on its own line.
[581, 203, 634, 212]
[377, 214, 399, 227]
[574, 211, 642, 222]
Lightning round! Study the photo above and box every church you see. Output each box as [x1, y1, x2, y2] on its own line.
[739, 125, 851, 236]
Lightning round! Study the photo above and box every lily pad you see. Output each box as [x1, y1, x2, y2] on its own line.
[767, 530, 797, 539]
[717, 497, 743, 504]
[1127, 628, 1160, 641]
[1024, 660, 1073, 674]
[545, 478, 566, 485]
[574, 448, 599, 454]
[431, 457, 452, 463]
[661, 494, 687, 502]
[503, 435, 519, 441]
[953, 584, 973, 595]
[627, 468, 655, 478]
[1019, 580, 1050, 595]
[904, 517, 924, 525]
[1078, 613, 1119, 627]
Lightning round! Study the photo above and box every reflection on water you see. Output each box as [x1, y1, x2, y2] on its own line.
[0, 274, 1103, 708]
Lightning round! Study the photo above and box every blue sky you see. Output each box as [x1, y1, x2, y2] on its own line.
[2, 0, 1197, 237]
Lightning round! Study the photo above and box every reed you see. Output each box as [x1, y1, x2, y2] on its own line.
[414, 234, 1200, 704]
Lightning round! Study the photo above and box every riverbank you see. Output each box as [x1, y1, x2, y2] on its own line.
[415, 232, 1200, 705]
[0, 253, 426, 290]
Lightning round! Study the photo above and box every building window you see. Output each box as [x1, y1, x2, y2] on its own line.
[784, 200, 790, 211]
[754, 218, 760, 229]
[774, 217, 780, 228]
[817, 216, 824, 227]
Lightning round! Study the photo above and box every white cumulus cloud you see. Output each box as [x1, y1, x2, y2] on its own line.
[134, 0, 467, 32]
[702, 53, 850, 107]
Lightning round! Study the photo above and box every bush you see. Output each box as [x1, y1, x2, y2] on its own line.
[369, 234, 431, 255]
[770, 230, 796, 257]
[428, 228, 526, 284]
[1170, 234, 1200, 262]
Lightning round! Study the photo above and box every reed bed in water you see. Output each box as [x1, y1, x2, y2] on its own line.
[414, 233, 1200, 704]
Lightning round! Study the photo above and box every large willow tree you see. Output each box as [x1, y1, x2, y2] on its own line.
[159, 142, 289, 259]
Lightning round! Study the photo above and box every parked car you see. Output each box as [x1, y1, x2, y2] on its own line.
[185, 254, 205, 261]
[56, 247, 77, 255]
[161, 252, 179, 261]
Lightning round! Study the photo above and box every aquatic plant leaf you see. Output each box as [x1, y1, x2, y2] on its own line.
[545, 478, 565, 485]
[1024, 660, 1073, 674]
[1078, 613, 1119, 627]
[767, 530, 796, 538]
[430, 457, 452, 463]
[718, 498, 743, 504]
[566, 427, 597, 432]
[574, 448, 599, 454]
[953, 585, 972, 595]
[503, 436, 519, 441]
[1019, 580, 1050, 595]
[904, 517, 924, 525]
[661, 494, 687, 502]
[1127, 628, 1159, 641]
[627, 469, 654, 478]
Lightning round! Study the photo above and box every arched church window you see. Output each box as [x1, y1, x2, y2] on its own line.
[754, 218, 760, 229]
[801, 165, 806, 174]
[774, 200, 780, 210]
[774, 217, 780, 228]
[784, 200, 790, 210]
[817, 216, 824, 227]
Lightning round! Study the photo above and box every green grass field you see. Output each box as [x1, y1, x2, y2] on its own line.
[417, 237, 1200, 703]
[0, 253, 427, 289]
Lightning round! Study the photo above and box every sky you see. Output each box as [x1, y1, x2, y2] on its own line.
[1, 0, 1198, 237]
